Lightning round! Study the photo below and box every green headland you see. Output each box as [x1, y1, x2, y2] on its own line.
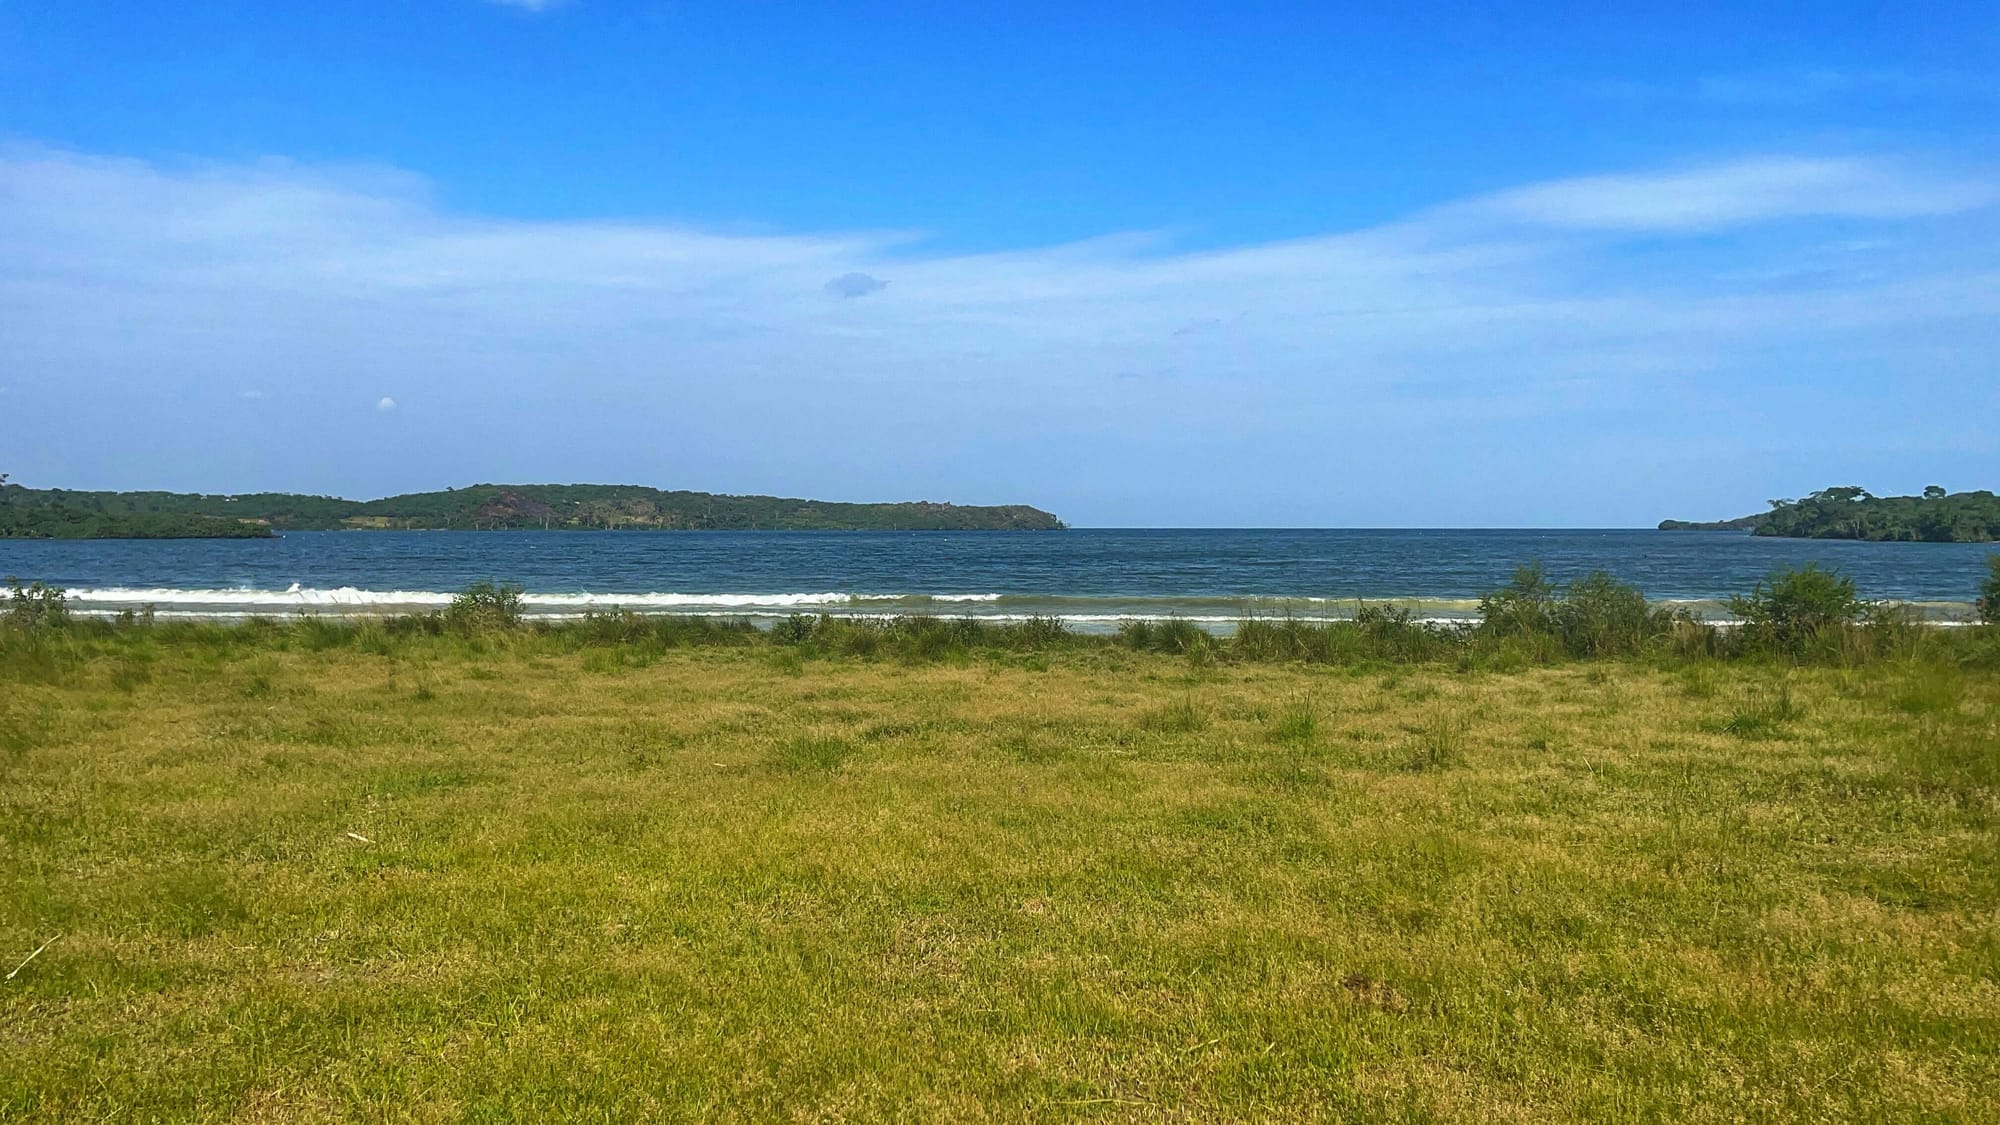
[0, 479, 1066, 538]
[1660, 485, 2000, 542]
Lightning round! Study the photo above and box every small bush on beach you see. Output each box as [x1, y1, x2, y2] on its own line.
[1980, 554, 2000, 625]
[5, 578, 70, 630]
[1555, 571, 1688, 658]
[1477, 567, 1689, 660]
[771, 614, 818, 645]
[1479, 563, 1558, 641]
[1728, 564, 1863, 657]
[445, 581, 525, 633]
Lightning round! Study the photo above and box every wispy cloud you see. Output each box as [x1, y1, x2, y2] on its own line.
[1473, 157, 1993, 233]
[1586, 69, 2000, 107]
[1, 146, 1994, 522]
[484, 0, 568, 12]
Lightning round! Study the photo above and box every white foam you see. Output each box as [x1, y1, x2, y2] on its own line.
[61, 586, 866, 610]
[524, 591, 855, 608]
[65, 586, 456, 607]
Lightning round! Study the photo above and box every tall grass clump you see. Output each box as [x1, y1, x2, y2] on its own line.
[1142, 695, 1209, 733]
[563, 610, 756, 650]
[1354, 604, 1453, 663]
[1406, 710, 1468, 770]
[767, 613, 1066, 662]
[1117, 618, 1211, 656]
[770, 734, 857, 772]
[1980, 554, 2000, 625]
[292, 612, 357, 652]
[996, 615, 1069, 651]
[1269, 699, 1318, 745]
[1708, 680, 1802, 739]
[1232, 618, 1296, 662]
[1727, 564, 1863, 657]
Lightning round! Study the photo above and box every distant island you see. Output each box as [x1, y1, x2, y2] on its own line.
[1661, 486, 2000, 542]
[0, 480, 1067, 538]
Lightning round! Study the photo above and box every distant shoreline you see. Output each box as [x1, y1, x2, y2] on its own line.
[1660, 486, 1998, 543]
[0, 481, 1068, 538]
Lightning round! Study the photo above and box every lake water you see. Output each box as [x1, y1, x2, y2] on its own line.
[2, 528, 1990, 627]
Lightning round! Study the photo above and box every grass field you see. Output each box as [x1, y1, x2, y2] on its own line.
[3, 623, 1997, 1120]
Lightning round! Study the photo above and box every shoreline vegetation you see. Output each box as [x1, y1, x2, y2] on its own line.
[20, 554, 2000, 630]
[0, 480, 1066, 538]
[13, 559, 2000, 661]
[1661, 484, 2000, 542]
[4, 563, 1999, 1117]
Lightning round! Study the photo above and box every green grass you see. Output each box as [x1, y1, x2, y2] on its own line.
[1, 623, 1997, 1120]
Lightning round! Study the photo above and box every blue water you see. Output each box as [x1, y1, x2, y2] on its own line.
[1, 529, 1990, 624]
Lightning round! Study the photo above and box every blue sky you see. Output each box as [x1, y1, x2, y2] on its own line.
[2, 1, 1996, 526]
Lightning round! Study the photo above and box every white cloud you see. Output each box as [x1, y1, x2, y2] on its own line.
[0, 145, 1993, 522]
[485, 0, 567, 11]
[1472, 157, 1993, 233]
[1588, 69, 2000, 108]
[377, 397, 398, 412]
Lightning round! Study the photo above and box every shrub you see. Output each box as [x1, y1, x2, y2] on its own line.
[1478, 564, 1557, 640]
[5, 578, 69, 629]
[1980, 554, 2000, 625]
[1727, 564, 1862, 656]
[444, 581, 525, 632]
[770, 614, 818, 645]
[1475, 566, 1687, 660]
[1555, 571, 1686, 658]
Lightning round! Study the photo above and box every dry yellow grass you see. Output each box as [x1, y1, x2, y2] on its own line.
[3, 631, 1997, 1120]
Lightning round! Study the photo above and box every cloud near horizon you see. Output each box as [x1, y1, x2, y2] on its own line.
[0, 145, 1995, 525]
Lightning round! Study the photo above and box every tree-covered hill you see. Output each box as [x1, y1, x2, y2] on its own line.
[0, 486, 275, 539]
[1, 481, 1066, 535]
[1660, 486, 2000, 542]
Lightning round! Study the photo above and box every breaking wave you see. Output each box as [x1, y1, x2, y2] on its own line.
[56, 585, 1503, 626]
